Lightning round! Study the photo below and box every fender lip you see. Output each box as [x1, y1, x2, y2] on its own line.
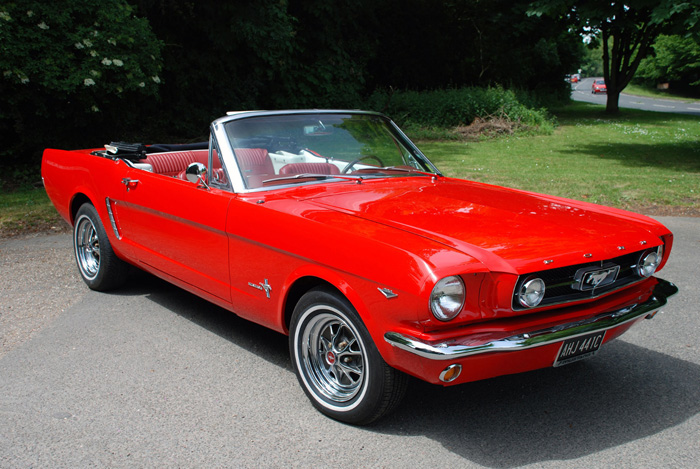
[384, 278, 678, 361]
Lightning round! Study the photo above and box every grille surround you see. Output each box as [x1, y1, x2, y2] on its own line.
[512, 249, 654, 311]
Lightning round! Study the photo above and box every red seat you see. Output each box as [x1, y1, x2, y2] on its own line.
[279, 162, 340, 175]
[143, 150, 215, 177]
[234, 148, 274, 188]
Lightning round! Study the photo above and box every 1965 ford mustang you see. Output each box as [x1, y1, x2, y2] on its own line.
[42, 110, 678, 424]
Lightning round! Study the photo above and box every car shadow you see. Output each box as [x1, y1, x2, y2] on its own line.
[114, 271, 700, 467]
[373, 342, 700, 467]
[113, 268, 291, 368]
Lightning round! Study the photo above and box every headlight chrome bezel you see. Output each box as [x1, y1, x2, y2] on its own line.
[637, 246, 663, 278]
[430, 276, 466, 321]
[518, 276, 546, 308]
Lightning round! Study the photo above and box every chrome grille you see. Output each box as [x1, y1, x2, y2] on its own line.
[512, 250, 647, 311]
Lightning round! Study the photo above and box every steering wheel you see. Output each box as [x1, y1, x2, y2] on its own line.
[341, 155, 385, 174]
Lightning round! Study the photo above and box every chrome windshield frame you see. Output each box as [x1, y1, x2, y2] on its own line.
[209, 110, 442, 194]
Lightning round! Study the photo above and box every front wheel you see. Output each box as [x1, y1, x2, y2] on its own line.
[73, 203, 128, 291]
[289, 288, 407, 425]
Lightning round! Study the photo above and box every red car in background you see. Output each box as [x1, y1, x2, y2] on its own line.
[592, 78, 607, 94]
[42, 110, 677, 424]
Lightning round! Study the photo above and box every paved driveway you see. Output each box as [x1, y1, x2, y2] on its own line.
[1, 217, 698, 468]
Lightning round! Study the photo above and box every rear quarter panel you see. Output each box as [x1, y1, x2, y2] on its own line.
[42, 148, 128, 257]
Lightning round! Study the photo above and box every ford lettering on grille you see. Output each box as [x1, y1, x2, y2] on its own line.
[572, 264, 620, 291]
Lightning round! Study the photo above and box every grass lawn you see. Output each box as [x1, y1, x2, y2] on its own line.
[0, 186, 70, 237]
[1, 102, 698, 237]
[420, 103, 700, 214]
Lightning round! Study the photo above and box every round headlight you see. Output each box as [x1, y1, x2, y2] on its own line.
[637, 249, 661, 278]
[430, 276, 465, 321]
[518, 277, 545, 308]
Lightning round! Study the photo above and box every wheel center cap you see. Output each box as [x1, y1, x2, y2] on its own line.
[326, 351, 336, 365]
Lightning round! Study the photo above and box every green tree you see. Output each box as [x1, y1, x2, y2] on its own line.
[580, 43, 603, 78]
[636, 34, 700, 94]
[0, 0, 163, 165]
[529, 0, 700, 113]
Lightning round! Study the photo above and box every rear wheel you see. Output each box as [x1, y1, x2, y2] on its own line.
[290, 287, 407, 425]
[73, 203, 128, 291]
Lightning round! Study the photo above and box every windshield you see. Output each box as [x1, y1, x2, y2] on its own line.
[223, 113, 438, 189]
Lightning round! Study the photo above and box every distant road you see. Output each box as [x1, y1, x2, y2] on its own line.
[572, 77, 700, 116]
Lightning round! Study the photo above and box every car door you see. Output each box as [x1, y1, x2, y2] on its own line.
[112, 160, 233, 304]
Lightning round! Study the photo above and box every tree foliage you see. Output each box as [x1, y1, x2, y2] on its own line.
[2, 0, 580, 169]
[529, 0, 700, 113]
[0, 0, 163, 162]
[636, 34, 700, 94]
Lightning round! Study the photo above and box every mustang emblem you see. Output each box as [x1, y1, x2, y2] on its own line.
[585, 271, 612, 287]
[573, 264, 620, 291]
[248, 279, 272, 299]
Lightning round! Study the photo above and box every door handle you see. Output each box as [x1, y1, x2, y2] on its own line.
[121, 178, 140, 192]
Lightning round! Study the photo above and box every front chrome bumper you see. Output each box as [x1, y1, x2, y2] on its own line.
[384, 278, 678, 361]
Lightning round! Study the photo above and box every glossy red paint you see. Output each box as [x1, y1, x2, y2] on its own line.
[41, 111, 676, 412]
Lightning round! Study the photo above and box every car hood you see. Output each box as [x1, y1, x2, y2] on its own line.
[303, 178, 665, 274]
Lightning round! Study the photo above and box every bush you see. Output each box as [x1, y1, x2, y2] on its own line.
[366, 87, 556, 138]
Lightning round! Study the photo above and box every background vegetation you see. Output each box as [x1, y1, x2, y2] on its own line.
[1, 0, 582, 171]
[1, 0, 699, 236]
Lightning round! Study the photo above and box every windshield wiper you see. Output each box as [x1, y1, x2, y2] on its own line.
[354, 166, 440, 178]
[262, 173, 364, 185]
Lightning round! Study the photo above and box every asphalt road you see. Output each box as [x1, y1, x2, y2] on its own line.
[1, 217, 699, 468]
[572, 77, 700, 116]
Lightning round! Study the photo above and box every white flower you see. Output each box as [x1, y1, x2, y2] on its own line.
[0, 12, 11, 21]
[91, 105, 100, 112]
[92, 30, 99, 37]
[83, 39, 93, 47]
[113, 59, 123, 67]
[20, 76, 29, 84]
[90, 70, 99, 77]
[151, 75, 161, 84]
[74, 42, 85, 50]
[138, 82, 145, 88]
[90, 50, 97, 57]
[84, 78, 96, 86]
[27, 11, 34, 17]
[37, 22, 49, 30]
[108, 38, 117, 46]
[101, 58, 112, 66]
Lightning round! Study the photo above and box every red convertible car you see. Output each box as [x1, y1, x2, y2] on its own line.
[42, 110, 677, 425]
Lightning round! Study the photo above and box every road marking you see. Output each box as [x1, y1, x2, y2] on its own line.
[653, 104, 675, 108]
[688, 107, 700, 111]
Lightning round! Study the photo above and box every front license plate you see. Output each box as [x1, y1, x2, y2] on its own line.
[554, 331, 606, 367]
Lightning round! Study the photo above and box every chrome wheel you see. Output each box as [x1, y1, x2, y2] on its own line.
[290, 288, 408, 424]
[300, 308, 365, 403]
[72, 203, 128, 291]
[75, 215, 100, 280]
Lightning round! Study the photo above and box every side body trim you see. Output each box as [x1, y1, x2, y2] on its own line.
[105, 197, 122, 240]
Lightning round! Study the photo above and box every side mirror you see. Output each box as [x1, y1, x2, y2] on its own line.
[185, 162, 209, 189]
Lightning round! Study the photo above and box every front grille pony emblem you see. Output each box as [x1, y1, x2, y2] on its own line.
[586, 271, 612, 287]
[572, 264, 620, 291]
[248, 279, 272, 298]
